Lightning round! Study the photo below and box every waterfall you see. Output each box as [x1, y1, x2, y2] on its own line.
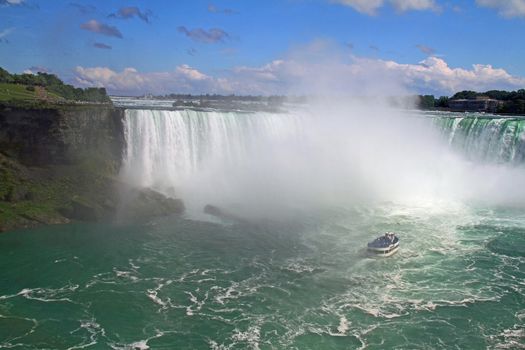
[121, 108, 525, 211]
[434, 116, 525, 164]
[121, 109, 304, 204]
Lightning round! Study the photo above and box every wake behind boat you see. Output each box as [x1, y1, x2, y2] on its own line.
[367, 232, 400, 257]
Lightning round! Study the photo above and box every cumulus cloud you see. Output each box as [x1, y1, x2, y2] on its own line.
[331, 0, 439, 15]
[357, 56, 525, 94]
[109, 6, 152, 22]
[93, 42, 112, 49]
[416, 44, 435, 55]
[476, 0, 525, 18]
[72, 54, 525, 96]
[80, 20, 122, 38]
[177, 26, 229, 43]
[73, 65, 230, 95]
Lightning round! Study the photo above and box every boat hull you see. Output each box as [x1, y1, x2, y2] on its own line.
[367, 244, 399, 257]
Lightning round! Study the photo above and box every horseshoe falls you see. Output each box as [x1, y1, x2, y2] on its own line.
[434, 115, 525, 164]
[1, 105, 523, 349]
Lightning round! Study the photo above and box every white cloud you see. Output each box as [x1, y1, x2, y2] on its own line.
[175, 64, 208, 81]
[390, 0, 439, 12]
[331, 0, 384, 15]
[365, 56, 525, 94]
[74, 65, 230, 95]
[73, 56, 525, 96]
[331, 0, 438, 15]
[0, 0, 24, 6]
[476, 0, 525, 18]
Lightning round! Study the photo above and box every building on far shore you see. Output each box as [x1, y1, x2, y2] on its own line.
[448, 96, 502, 113]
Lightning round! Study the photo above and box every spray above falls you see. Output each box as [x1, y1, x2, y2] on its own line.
[121, 106, 525, 214]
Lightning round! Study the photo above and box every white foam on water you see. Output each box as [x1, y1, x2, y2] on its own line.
[490, 326, 525, 349]
[231, 325, 261, 350]
[336, 315, 349, 335]
[68, 318, 106, 350]
[1, 284, 79, 303]
[184, 290, 208, 316]
[146, 279, 173, 310]
[109, 330, 167, 350]
[114, 269, 139, 282]
[281, 259, 316, 274]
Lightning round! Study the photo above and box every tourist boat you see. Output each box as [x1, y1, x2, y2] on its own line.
[367, 232, 400, 257]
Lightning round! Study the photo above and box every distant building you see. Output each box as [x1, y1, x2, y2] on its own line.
[449, 96, 502, 113]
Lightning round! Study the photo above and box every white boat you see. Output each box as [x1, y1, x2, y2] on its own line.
[367, 232, 400, 257]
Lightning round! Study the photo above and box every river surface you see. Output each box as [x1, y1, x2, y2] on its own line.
[1, 202, 523, 349]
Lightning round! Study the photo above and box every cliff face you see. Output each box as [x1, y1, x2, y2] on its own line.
[0, 105, 125, 169]
[0, 105, 184, 232]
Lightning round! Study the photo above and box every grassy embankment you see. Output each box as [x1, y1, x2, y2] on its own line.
[0, 83, 64, 105]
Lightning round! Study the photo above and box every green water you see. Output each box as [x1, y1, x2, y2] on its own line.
[0, 202, 523, 349]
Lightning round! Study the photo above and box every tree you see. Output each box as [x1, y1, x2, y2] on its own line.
[452, 90, 478, 100]
[0, 67, 13, 83]
[435, 96, 449, 108]
[418, 95, 435, 109]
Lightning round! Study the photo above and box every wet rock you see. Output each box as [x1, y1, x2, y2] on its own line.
[122, 187, 185, 221]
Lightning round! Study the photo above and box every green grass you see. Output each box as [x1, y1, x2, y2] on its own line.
[0, 83, 63, 103]
[0, 83, 37, 101]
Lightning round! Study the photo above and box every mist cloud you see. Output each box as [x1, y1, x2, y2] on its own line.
[80, 20, 123, 38]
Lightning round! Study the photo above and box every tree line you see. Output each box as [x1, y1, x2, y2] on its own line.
[0, 67, 110, 103]
[418, 89, 525, 114]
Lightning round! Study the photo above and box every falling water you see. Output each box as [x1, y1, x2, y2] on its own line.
[433, 115, 525, 163]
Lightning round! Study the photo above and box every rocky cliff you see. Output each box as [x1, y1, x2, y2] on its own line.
[0, 104, 184, 232]
[0, 105, 124, 168]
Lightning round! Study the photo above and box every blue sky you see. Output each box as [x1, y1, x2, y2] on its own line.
[0, 0, 524, 95]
